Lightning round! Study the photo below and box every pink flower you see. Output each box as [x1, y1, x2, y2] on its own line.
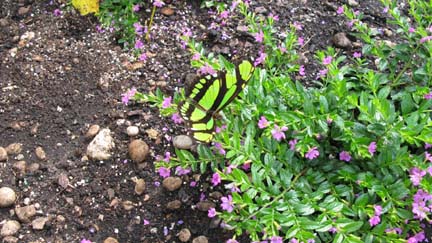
[53, 9, 62, 16]
[190, 181, 197, 187]
[317, 69, 328, 78]
[162, 96, 172, 108]
[135, 39, 144, 49]
[383, 7, 389, 13]
[213, 142, 226, 155]
[289, 139, 297, 151]
[305, 147, 319, 160]
[254, 51, 266, 66]
[336, 6, 344, 14]
[220, 10, 229, 19]
[369, 215, 380, 226]
[420, 36, 432, 43]
[254, 30, 264, 43]
[258, 116, 269, 129]
[271, 236, 283, 243]
[347, 20, 355, 28]
[221, 195, 234, 212]
[353, 52, 362, 58]
[426, 152, 432, 162]
[143, 219, 150, 225]
[171, 113, 182, 124]
[227, 240, 239, 243]
[133, 22, 144, 35]
[153, 0, 165, 7]
[208, 208, 216, 218]
[242, 162, 251, 171]
[409, 27, 415, 33]
[279, 46, 287, 53]
[121, 88, 137, 105]
[80, 239, 92, 243]
[323, 56, 332, 65]
[198, 64, 217, 75]
[410, 167, 426, 186]
[374, 205, 382, 216]
[425, 143, 432, 149]
[298, 37, 304, 46]
[175, 166, 191, 176]
[368, 142, 377, 155]
[163, 152, 171, 162]
[211, 172, 221, 186]
[158, 167, 171, 178]
[192, 53, 201, 61]
[133, 4, 140, 12]
[271, 125, 288, 141]
[139, 53, 147, 62]
[328, 227, 337, 233]
[307, 240, 315, 243]
[293, 21, 303, 30]
[299, 65, 305, 76]
[339, 151, 351, 162]
[269, 13, 279, 21]
[424, 91, 432, 100]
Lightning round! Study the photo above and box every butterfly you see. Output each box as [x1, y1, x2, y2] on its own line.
[71, 0, 99, 15]
[179, 60, 255, 143]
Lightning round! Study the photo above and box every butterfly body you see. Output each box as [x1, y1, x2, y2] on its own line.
[179, 60, 254, 143]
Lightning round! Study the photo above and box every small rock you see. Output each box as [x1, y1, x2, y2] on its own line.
[2, 236, 19, 243]
[15, 154, 24, 160]
[104, 237, 119, 243]
[166, 200, 182, 210]
[86, 128, 115, 161]
[173, 135, 193, 150]
[255, 6, 267, 14]
[178, 228, 191, 242]
[348, 0, 359, 6]
[384, 29, 393, 37]
[162, 177, 182, 191]
[85, 124, 100, 138]
[161, 7, 175, 16]
[122, 200, 134, 211]
[209, 191, 223, 200]
[128, 139, 149, 163]
[35, 147, 46, 161]
[5, 143, 22, 155]
[0, 147, 7, 161]
[27, 163, 40, 173]
[134, 178, 146, 195]
[18, 6, 30, 15]
[209, 217, 222, 229]
[15, 205, 36, 223]
[0, 187, 16, 207]
[0, 18, 8, 27]
[126, 126, 139, 137]
[107, 188, 115, 199]
[0, 220, 21, 237]
[12, 161, 27, 175]
[30, 123, 40, 135]
[332, 32, 352, 49]
[32, 217, 49, 230]
[192, 236, 208, 243]
[145, 128, 159, 139]
[196, 201, 216, 212]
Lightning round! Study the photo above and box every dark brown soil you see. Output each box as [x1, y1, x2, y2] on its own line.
[0, 0, 403, 242]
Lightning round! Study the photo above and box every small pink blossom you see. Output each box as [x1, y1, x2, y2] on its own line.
[221, 195, 234, 212]
[305, 147, 319, 160]
[410, 167, 426, 186]
[242, 162, 251, 171]
[328, 227, 337, 233]
[254, 51, 266, 66]
[227, 240, 239, 243]
[139, 53, 147, 62]
[424, 91, 432, 100]
[220, 10, 229, 19]
[323, 56, 332, 65]
[368, 142, 377, 155]
[299, 65, 305, 76]
[336, 6, 344, 15]
[409, 27, 415, 33]
[374, 205, 382, 216]
[153, 0, 165, 7]
[175, 166, 191, 176]
[192, 53, 201, 61]
[135, 39, 144, 49]
[339, 151, 351, 162]
[369, 215, 380, 226]
[143, 219, 150, 225]
[279, 46, 287, 53]
[317, 69, 328, 78]
[208, 208, 216, 218]
[190, 181, 197, 187]
[271, 236, 283, 243]
[211, 172, 221, 186]
[133, 4, 140, 12]
[426, 152, 432, 162]
[383, 7, 389, 13]
[298, 37, 304, 46]
[198, 64, 217, 76]
[269, 13, 279, 21]
[171, 113, 183, 124]
[425, 143, 432, 149]
[213, 142, 226, 155]
[162, 96, 172, 108]
[80, 239, 92, 243]
[258, 116, 269, 129]
[420, 36, 432, 43]
[158, 167, 171, 178]
[254, 30, 264, 43]
[121, 88, 137, 105]
[353, 52, 362, 58]
[271, 125, 288, 141]
[289, 139, 297, 151]
[293, 21, 303, 30]
[53, 9, 62, 16]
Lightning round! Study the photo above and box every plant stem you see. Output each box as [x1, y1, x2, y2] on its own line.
[146, 5, 156, 41]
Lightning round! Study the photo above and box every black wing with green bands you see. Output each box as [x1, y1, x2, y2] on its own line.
[179, 60, 254, 143]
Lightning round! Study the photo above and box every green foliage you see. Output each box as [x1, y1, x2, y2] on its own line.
[146, 0, 432, 242]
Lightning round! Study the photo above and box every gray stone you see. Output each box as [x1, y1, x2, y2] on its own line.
[129, 139, 149, 163]
[86, 128, 114, 160]
[126, 126, 139, 137]
[332, 32, 352, 49]
[173, 135, 194, 150]
[0, 220, 20, 237]
[0, 147, 7, 161]
[162, 177, 182, 191]
[192, 236, 208, 243]
[0, 187, 16, 207]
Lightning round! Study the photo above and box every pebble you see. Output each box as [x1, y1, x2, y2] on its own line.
[348, 0, 359, 6]
[86, 128, 115, 160]
[161, 7, 175, 16]
[0, 220, 21, 237]
[12, 161, 27, 175]
[15, 205, 36, 223]
[0, 18, 8, 27]
[122, 200, 134, 211]
[166, 200, 182, 210]
[5, 143, 22, 155]
[85, 124, 100, 138]
[35, 146, 46, 161]
[134, 178, 146, 195]
[192, 236, 208, 243]
[32, 217, 49, 230]
[27, 163, 40, 173]
[15, 154, 24, 160]
[0, 187, 16, 207]
[178, 228, 191, 242]
[0, 147, 7, 161]
[162, 177, 182, 191]
[384, 28, 393, 37]
[196, 201, 216, 212]
[126, 126, 139, 137]
[18, 6, 30, 15]
[254, 6, 267, 14]
[128, 139, 149, 163]
[145, 128, 159, 139]
[2, 236, 19, 243]
[173, 135, 194, 150]
[332, 32, 352, 49]
[103, 237, 119, 243]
